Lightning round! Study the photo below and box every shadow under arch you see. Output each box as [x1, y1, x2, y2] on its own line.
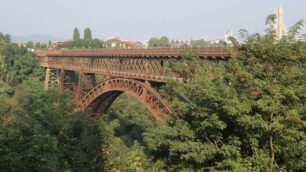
[76, 78, 172, 121]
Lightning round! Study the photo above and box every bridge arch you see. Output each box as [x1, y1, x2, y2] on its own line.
[76, 78, 172, 121]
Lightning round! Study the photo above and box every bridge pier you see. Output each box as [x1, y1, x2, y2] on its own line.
[58, 69, 65, 91]
[44, 68, 51, 90]
[75, 72, 84, 102]
[74, 72, 97, 103]
[44, 68, 60, 90]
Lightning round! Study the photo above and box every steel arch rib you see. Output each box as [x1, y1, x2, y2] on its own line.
[76, 78, 172, 120]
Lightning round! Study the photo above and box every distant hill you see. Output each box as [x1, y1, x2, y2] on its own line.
[11, 34, 65, 43]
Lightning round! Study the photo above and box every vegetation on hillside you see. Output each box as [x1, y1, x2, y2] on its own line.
[143, 16, 306, 171]
[0, 15, 305, 171]
[0, 33, 104, 172]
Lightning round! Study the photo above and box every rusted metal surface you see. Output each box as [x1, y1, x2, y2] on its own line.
[39, 57, 182, 82]
[35, 47, 230, 58]
[37, 48, 230, 121]
[35, 48, 230, 82]
[75, 78, 172, 121]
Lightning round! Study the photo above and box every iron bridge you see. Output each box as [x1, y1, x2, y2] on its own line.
[34, 48, 231, 120]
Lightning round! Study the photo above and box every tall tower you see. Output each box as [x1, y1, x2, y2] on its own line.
[276, 4, 285, 40]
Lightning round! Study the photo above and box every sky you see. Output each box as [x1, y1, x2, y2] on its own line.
[0, 0, 305, 41]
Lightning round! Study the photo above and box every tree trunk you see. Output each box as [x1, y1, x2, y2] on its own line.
[269, 113, 275, 172]
[269, 136, 275, 172]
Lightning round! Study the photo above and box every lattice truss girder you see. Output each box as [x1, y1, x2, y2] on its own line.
[44, 68, 60, 90]
[45, 57, 179, 81]
[73, 73, 97, 102]
[89, 57, 170, 75]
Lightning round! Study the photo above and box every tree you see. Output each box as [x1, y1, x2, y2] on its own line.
[35, 42, 41, 49]
[26, 41, 34, 49]
[190, 39, 207, 47]
[143, 16, 306, 171]
[83, 28, 93, 48]
[0, 33, 10, 43]
[99, 93, 157, 171]
[287, 19, 304, 41]
[92, 38, 102, 49]
[48, 40, 52, 48]
[0, 35, 105, 171]
[148, 37, 158, 47]
[4, 34, 11, 43]
[0, 55, 6, 81]
[72, 27, 82, 48]
[148, 36, 170, 48]
[0, 79, 105, 171]
[73, 27, 80, 41]
[40, 43, 47, 49]
[0, 32, 4, 41]
[159, 36, 170, 47]
[84, 28, 92, 42]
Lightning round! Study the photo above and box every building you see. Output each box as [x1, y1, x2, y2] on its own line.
[105, 37, 146, 49]
[52, 40, 73, 49]
[17, 41, 28, 48]
[224, 30, 233, 44]
[294, 34, 306, 42]
[275, 4, 288, 40]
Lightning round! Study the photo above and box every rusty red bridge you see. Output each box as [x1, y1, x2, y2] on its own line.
[35, 48, 230, 120]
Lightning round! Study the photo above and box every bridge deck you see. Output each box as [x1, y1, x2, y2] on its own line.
[34, 48, 231, 82]
[34, 47, 230, 59]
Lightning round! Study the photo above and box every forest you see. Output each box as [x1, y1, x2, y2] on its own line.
[0, 15, 305, 172]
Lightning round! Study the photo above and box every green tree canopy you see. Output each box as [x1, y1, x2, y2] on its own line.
[0, 33, 11, 43]
[26, 41, 34, 49]
[84, 27, 93, 41]
[73, 27, 80, 41]
[0, 79, 105, 171]
[143, 16, 306, 171]
[148, 36, 170, 48]
[0, 35, 105, 171]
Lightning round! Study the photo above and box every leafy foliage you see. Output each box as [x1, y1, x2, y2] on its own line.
[148, 36, 171, 48]
[1, 14, 306, 171]
[99, 94, 159, 171]
[143, 17, 306, 171]
[0, 79, 105, 172]
[0, 37, 105, 171]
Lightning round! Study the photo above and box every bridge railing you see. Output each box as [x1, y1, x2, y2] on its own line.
[35, 47, 229, 58]
[35, 47, 230, 82]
